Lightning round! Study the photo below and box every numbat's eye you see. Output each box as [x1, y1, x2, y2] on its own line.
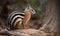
[31, 9, 33, 11]
[30, 9, 36, 14]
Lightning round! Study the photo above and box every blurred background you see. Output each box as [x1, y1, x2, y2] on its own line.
[0, 0, 47, 29]
[0, 0, 59, 36]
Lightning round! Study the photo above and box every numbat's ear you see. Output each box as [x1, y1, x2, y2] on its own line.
[24, 4, 36, 14]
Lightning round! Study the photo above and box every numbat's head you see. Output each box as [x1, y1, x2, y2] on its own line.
[24, 4, 36, 14]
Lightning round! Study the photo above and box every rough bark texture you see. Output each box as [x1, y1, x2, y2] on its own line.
[40, 0, 58, 33]
[57, 0, 60, 36]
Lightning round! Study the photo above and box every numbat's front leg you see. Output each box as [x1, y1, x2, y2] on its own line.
[22, 10, 31, 28]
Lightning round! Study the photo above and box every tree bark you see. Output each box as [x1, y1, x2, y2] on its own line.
[56, 0, 60, 36]
[40, 0, 58, 34]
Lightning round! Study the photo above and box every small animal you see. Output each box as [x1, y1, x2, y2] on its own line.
[7, 4, 36, 30]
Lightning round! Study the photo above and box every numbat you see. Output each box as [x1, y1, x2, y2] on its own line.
[7, 5, 36, 30]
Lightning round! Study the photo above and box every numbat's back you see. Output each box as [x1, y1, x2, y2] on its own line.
[8, 11, 25, 29]
[7, 5, 36, 30]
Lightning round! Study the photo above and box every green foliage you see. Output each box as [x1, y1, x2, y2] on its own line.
[29, 0, 47, 19]
[8, 0, 47, 19]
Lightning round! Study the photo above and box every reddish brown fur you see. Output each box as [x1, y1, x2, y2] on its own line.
[22, 10, 31, 28]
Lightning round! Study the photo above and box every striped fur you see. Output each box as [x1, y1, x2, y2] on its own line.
[7, 5, 36, 30]
[8, 11, 25, 29]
